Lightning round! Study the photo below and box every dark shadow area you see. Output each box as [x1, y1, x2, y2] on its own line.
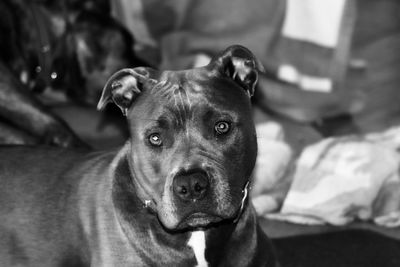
[272, 229, 400, 267]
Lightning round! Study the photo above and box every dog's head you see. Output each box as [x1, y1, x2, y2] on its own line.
[99, 45, 263, 231]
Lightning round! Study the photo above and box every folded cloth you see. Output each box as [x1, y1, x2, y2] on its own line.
[267, 134, 400, 227]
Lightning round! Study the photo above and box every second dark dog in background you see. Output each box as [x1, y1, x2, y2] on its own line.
[0, 0, 145, 147]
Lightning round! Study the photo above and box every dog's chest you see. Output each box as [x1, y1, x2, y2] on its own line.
[188, 231, 208, 267]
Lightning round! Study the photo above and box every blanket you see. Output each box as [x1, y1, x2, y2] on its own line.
[253, 123, 400, 228]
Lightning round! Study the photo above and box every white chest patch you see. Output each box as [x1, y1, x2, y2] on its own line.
[188, 231, 208, 267]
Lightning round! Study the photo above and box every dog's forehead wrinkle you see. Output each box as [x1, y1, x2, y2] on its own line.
[155, 69, 209, 94]
[135, 118, 159, 122]
[148, 84, 197, 130]
[151, 80, 177, 99]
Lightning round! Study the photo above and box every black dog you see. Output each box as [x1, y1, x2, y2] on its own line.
[0, 0, 143, 147]
[0, 45, 278, 266]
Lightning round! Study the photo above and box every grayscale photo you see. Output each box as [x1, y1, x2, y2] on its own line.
[0, 0, 400, 266]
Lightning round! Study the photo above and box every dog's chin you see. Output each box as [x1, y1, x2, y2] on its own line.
[159, 212, 228, 232]
[180, 212, 225, 230]
[157, 197, 244, 232]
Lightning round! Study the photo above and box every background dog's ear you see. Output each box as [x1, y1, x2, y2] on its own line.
[210, 45, 264, 97]
[97, 67, 150, 115]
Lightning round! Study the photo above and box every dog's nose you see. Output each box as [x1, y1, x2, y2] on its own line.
[173, 170, 209, 201]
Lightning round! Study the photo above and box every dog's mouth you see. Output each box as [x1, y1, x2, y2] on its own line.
[178, 212, 225, 230]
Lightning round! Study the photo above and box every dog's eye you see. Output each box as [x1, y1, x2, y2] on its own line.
[215, 121, 230, 135]
[148, 133, 163, 147]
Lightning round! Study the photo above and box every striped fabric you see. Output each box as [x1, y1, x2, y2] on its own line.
[274, 0, 346, 92]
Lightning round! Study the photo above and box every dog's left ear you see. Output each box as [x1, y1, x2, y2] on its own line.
[210, 45, 264, 97]
[97, 67, 151, 115]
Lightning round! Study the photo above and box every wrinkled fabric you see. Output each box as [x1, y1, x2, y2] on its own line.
[265, 127, 400, 228]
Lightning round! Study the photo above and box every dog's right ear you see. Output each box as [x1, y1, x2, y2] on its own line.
[97, 67, 151, 115]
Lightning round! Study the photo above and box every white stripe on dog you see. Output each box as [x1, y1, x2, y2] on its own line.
[188, 231, 208, 267]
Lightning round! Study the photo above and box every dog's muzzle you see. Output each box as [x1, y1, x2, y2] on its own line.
[141, 176, 251, 229]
